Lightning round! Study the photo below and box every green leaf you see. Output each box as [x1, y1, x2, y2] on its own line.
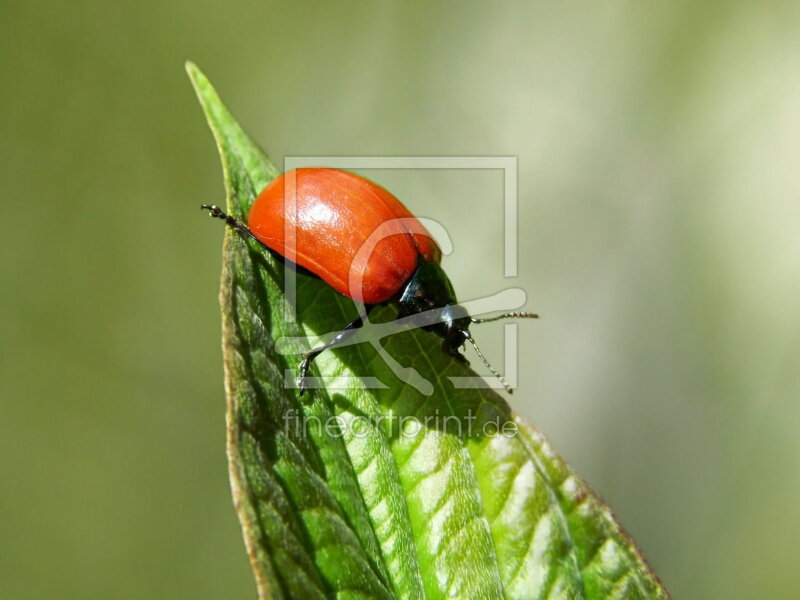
[187, 61, 670, 600]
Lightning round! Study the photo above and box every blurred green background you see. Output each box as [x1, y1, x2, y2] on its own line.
[2, 1, 799, 598]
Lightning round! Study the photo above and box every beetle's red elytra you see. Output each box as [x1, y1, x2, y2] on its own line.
[249, 168, 441, 304]
[202, 168, 537, 394]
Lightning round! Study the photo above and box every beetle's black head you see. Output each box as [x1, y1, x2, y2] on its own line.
[395, 257, 539, 394]
[396, 259, 472, 360]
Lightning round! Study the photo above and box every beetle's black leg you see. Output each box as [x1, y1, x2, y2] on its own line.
[443, 340, 470, 366]
[202, 205, 326, 280]
[201, 204, 279, 257]
[299, 305, 376, 395]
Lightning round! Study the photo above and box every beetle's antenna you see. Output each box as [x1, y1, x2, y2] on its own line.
[471, 311, 538, 324]
[467, 336, 513, 394]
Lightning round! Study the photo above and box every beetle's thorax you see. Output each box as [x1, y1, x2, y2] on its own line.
[396, 259, 472, 358]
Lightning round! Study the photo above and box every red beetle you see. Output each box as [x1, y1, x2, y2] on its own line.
[203, 168, 536, 393]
